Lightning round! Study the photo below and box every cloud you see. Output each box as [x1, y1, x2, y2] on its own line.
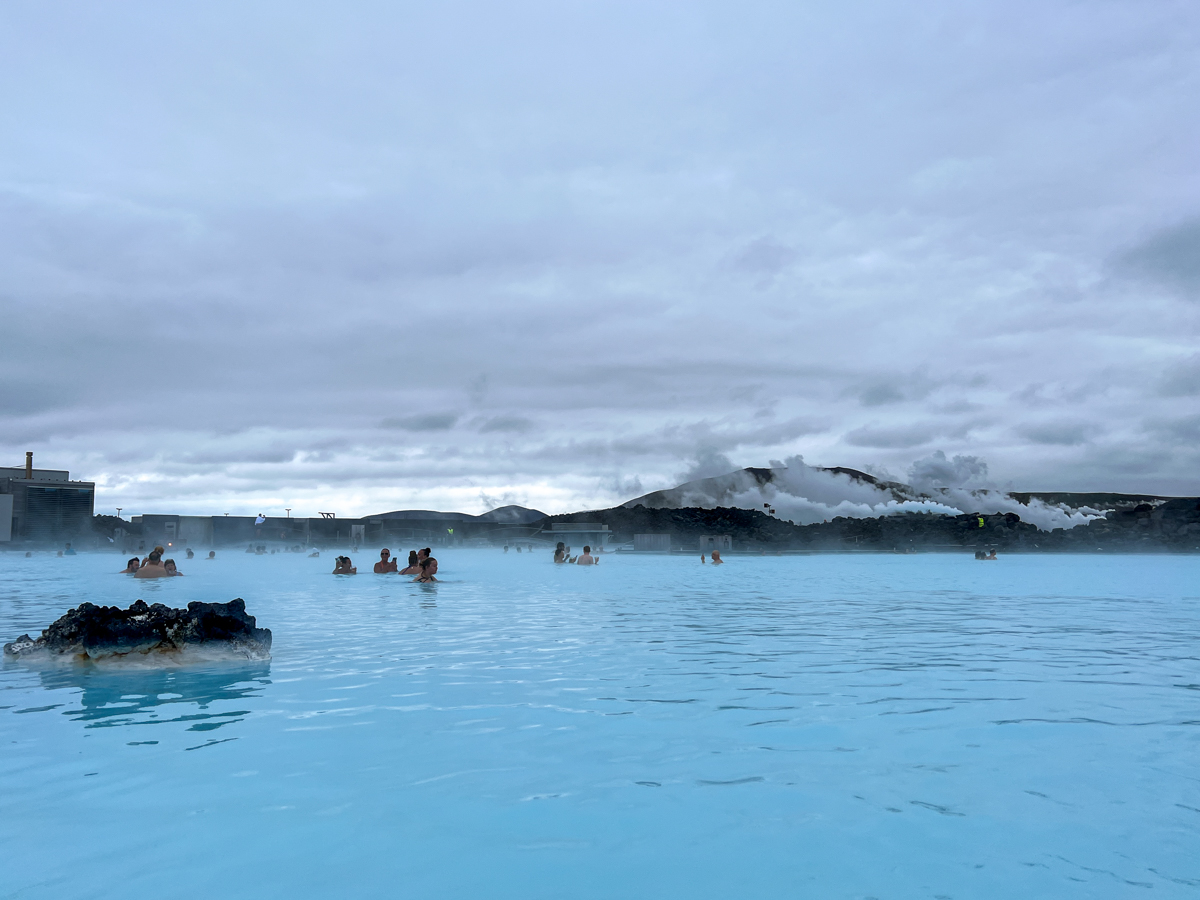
[1147, 414, 1200, 444]
[1158, 355, 1200, 397]
[677, 448, 738, 482]
[1017, 421, 1093, 446]
[476, 415, 535, 433]
[381, 414, 460, 431]
[854, 370, 937, 407]
[907, 451, 988, 491]
[2, 1, 1199, 515]
[844, 422, 937, 449]
[1118, 219, 1200, 296]
[858, 383, 907, 406]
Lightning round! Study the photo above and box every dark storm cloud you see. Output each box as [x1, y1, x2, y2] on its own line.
[1, 0, 1199, 514]
[1158, 355, 1200, 397]
[475, 416, 536, 434]
[1118, 219, 1200, 297]
[1147, 414, 1200, 444]
[844, 423, 939, 450]
[381, 414, 460, 432]
[1017, 421, 1094, 446]
[858, 384, 907, 407]
[853, 370, 939, 408]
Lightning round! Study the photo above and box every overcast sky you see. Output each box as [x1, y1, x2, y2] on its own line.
[2, 1, 1199, 517]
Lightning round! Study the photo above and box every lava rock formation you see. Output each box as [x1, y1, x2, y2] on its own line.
[3, 598, 272, 662]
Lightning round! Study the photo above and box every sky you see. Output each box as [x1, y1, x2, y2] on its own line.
[2, 1, 1199, 518]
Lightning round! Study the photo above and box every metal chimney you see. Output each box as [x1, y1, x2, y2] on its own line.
[25, 451, 32, 479]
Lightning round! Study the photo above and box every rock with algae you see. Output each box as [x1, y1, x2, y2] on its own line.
[3, 598, 272, 662]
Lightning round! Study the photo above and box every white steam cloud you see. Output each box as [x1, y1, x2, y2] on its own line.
[632, 452, 1108, 531]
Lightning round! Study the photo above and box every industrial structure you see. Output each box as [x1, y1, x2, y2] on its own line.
[0, 453, 95, 543]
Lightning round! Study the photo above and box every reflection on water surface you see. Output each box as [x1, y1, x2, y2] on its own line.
[32, 663, 272, 729]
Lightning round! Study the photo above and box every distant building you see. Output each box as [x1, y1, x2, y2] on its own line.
[540, 522, 611, 550]
[136, 514, 218, 550]
[633, 533, 672, 552]
[0, 454, 95, 543]
[698, 534, 732, 553]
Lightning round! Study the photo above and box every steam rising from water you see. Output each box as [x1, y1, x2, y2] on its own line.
[638, 452, 1107, 531]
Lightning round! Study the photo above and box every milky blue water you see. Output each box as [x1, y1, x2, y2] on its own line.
[1, 549, 1198, 899]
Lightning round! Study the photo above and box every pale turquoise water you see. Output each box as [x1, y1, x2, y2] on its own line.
[1, 549, 1198, 899]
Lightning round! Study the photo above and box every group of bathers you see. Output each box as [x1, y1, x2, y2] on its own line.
[337, 547, 439, 581]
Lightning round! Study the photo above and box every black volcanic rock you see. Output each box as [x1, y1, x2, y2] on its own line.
[3, 598, 272, 662]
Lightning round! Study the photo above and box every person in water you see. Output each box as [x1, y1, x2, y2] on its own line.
[164, 559, 183, 576]
[185, 548, 194, 559]
[400, 547, 430, 573]
[121, 557, 141, 574]
[575, 546, 597, 566]
[554, 542, 568, 564]
[399, 550, 420, 574]
[710, 550, 723, 565]
[64, 543, 76, 556]
[333, 556, 357, 574]
[414, 557, 438, 582]
[207, 550, 216, 560]
[136, 547, 169, 578]
[374, 549, 398, 574]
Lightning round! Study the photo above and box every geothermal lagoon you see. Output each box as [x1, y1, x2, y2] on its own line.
[2, 549, 1198, 898]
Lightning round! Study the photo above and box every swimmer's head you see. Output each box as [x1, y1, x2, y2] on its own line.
[583, 546, 591, 553]
[408, 550, 418, 565]
[380, 549, 390, 559]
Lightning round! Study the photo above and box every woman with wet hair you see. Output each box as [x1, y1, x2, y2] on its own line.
[332, 556, 357, 574]
[399, 550, 420, 574]
[413, 557, 438, 583]
[553, 542, 568, 564]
